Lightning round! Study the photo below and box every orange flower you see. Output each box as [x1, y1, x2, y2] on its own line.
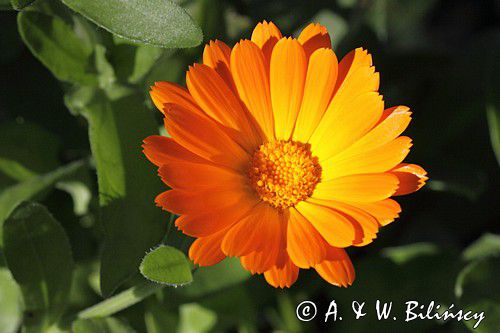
[143, 21, 427, 288]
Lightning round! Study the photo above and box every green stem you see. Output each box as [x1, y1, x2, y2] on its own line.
[78, 281, 164, 318]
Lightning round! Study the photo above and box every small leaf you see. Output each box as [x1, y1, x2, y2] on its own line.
[0, 268, 23, 333]
[60, 0, 203, 48]
[463, 233, 500, 261]
[2, 202, 74, 332]
[72, 317, 136, 333]
[17, 11, 97, 85]
[178, 303, 217, 333]
[10, 0, 34, 10]
[381, 242, 440, 265]
[140, 245, 192, 285]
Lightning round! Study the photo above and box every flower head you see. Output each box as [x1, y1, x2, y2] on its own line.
[143, 21, 427, 288]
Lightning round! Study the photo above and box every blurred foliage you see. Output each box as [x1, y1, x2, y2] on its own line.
[0, 0, 498, 332]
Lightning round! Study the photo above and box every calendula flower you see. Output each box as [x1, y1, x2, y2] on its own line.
[143, 21, 427, 288]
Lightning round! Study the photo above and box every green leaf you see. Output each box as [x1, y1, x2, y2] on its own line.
[60, 0, 203, 48]
[178, 303, 216, 333]
[72, 317, 136, 333]
[17, 11, 97, 85]
[486, 104, 500, 165]
[381, 242, 440, 265]
[0, 0, 13, 10]
[10, 0, 34, 10]
[110, 37, 166, 84]
[455, 257, 500, 332]
[140, 245, 192, 285]
[177, 258, 249, 298]
[144, 298, 178, 333]
[2, 202, 74, 332]
[0, 268, 23, 333]
[0, 121, 60, 180]
[463, 233, 500, 261]
[463, 300, 500, 333]
[65, 87, 167, 296]
[0, 159, 86, 246]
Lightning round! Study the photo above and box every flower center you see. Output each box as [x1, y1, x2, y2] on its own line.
[248, 140, 322, 209]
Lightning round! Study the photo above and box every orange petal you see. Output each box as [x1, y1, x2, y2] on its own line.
[334, 105, 412, 158]
[230, 40, 274, 140]
[186, 64, 261, 152]
[158, 160, 247, 191]
[175, 198, 258, 237]
[189, 230, 226, 266]
[309, 48, 379, 145]
[313, 173, 399, 203]
[251, 20, 282, 48]
[264, 257, 299, 288]
[335, 47, 377, 94]
[297, 23, 331, 58]
[241, 251, 275, 274]
[202, 40, 236, 91]
[270, 38, 307, 140]
[314, 247, 355, 287]
[292, 48, 338, 142]
[296, 201, 356, 248]
[155, 187, 255, 215]
[150, 81, 200, 115]
[240, 235, 288, 275]
[389, 163, 428, 196]
[309, 199, 379, 246]
[322, 136, 413, 180]
[348, 199, 401, 226]
[142, 136, 208, 167]
[221, 202, 284, 257]
[164, 104, 250, 170]
[311, 92, 384, 161]
[251, 20, 282, 65]
[287, 208, 328, 268]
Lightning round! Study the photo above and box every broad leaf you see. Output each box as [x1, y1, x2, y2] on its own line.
[65, 87, 167, 296]
[60, 0, 202, 48]
[0, 268, 23, 333]
[17, 11, 97, 85]
[72, 317, 136, 333]
[140, 245, 192, 285]
[0, 159, 86, 245]
[2, 202, 74, 332]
